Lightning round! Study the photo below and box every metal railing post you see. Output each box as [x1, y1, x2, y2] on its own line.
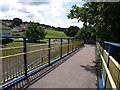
[48, 38, 51, 65]
[67, 38, 70, 54]
[104, 44, 112, 89]
[60, 38, 62, 58]
[23, 37, 27, 77]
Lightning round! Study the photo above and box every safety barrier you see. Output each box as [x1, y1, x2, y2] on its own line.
[96, 40, 120, 90]
[0, 36, 84, 89]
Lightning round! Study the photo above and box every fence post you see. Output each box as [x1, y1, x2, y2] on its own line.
[104, 44, 112, 89]
[60, 38, 62, 58]
[23, 37, 27, 78]
[48, 38, 51, 65]
[67, 38, 70, 54]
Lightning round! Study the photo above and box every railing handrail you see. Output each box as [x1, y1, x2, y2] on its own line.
[0, 36, 74, 39]
[97, 40, 120, 47]
[96, 41, 120, 90]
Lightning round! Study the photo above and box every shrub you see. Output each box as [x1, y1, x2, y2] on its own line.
[2, 38, 13, 44]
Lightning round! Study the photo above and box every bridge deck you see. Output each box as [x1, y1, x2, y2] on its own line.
[29, 44, 97, 88]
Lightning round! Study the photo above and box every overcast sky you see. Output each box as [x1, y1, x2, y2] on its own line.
[0, 0, 84, 28]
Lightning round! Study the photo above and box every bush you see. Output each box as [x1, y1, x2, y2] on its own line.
[2, 38, 13, 44]
[25, 22, 46, 43]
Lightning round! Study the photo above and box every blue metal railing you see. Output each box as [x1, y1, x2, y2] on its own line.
[97, 40, 120, 89]
[0, 36, 83, 89]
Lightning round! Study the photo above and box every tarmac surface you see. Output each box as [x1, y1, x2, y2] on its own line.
[29, 44, 97, 88]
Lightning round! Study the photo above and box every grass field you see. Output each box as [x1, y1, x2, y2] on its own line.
[45, 29, 69, 38]
[13, 29, 68, 38]
[7, 29, 68, 47]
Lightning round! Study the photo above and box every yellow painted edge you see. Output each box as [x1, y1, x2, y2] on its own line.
[0, 46, 24, 50]
[0, 52, 25, 59]
[100, 55, 117, 89]
[109, 56, 120, 70]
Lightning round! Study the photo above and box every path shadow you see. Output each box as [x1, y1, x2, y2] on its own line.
[80, 64, 98, 88]
[80, 64, 96, 75]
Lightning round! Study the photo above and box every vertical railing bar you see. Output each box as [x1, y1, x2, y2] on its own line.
[9, 58, 11, 80]
[75, 39, 76, 50]
[19, 55, 22, 76]
[78, 40, 79, 49]
[76, 39, 77, 49]
[48, 38, 51, 65]
[20, 55, 22, 76]
[102, 42, 104, 56]
[104, 44, 112, 89]
[12, 49, 14, 78]
[3, 59, 5, 83]
[60, 38, 62, 58]
[73, 38, 75, 50]
[6, 58, 8, 81]
[8, 58, 10, 80]
[77, 39, 78, 49]
[72, 38, 74, 51]
[101, 42, 105, 72]
[23, 37, 27, 78]
[15, 55, 17, 77]
[78, 39, 79, 49]
[67, 38, 70, 54]
[17, 55, 19, 77]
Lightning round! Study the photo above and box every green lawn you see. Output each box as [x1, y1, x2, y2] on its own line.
[5, 29, 69, 47]
[12, 29, 69, 38]
[45, 29, 69, 38]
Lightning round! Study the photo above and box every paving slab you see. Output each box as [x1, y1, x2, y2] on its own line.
[29, 44, 97, 88]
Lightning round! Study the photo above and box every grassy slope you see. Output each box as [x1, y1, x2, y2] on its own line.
[45, 29, 68, 38]
[13, 29, 68, 38]
[5, 29, 68, 47]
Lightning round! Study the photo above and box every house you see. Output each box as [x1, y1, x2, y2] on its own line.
[0, 24, 12, 37]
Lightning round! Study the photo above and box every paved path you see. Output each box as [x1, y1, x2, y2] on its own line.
[29, 44, 97, 88]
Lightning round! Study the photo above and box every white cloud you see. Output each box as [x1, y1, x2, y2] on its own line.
[0, 0, 84, 28]
[42, 18, 83, 28]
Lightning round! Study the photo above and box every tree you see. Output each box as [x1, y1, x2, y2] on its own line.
[11, 18, 22, 27]
[67, 2, 120, 42]
[68, 2, 120, 63]
[75, 26, 95, 41]
[64, 26, 80, 37]
[25, 22, 46, 42]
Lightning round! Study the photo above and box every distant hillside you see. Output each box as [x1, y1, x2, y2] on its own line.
[13, 29, 69, 38]
[46, 29, 69, 38]
[2, 19, 67, 31]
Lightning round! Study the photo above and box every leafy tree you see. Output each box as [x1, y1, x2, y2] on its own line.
[64, 26, 80, 37]
[75, 26, 95, 41]
[25, 22, 46, 42]
[11, 18, 22, 27]
[68, 2, 120, 63]
[67, 2, 120, 42]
